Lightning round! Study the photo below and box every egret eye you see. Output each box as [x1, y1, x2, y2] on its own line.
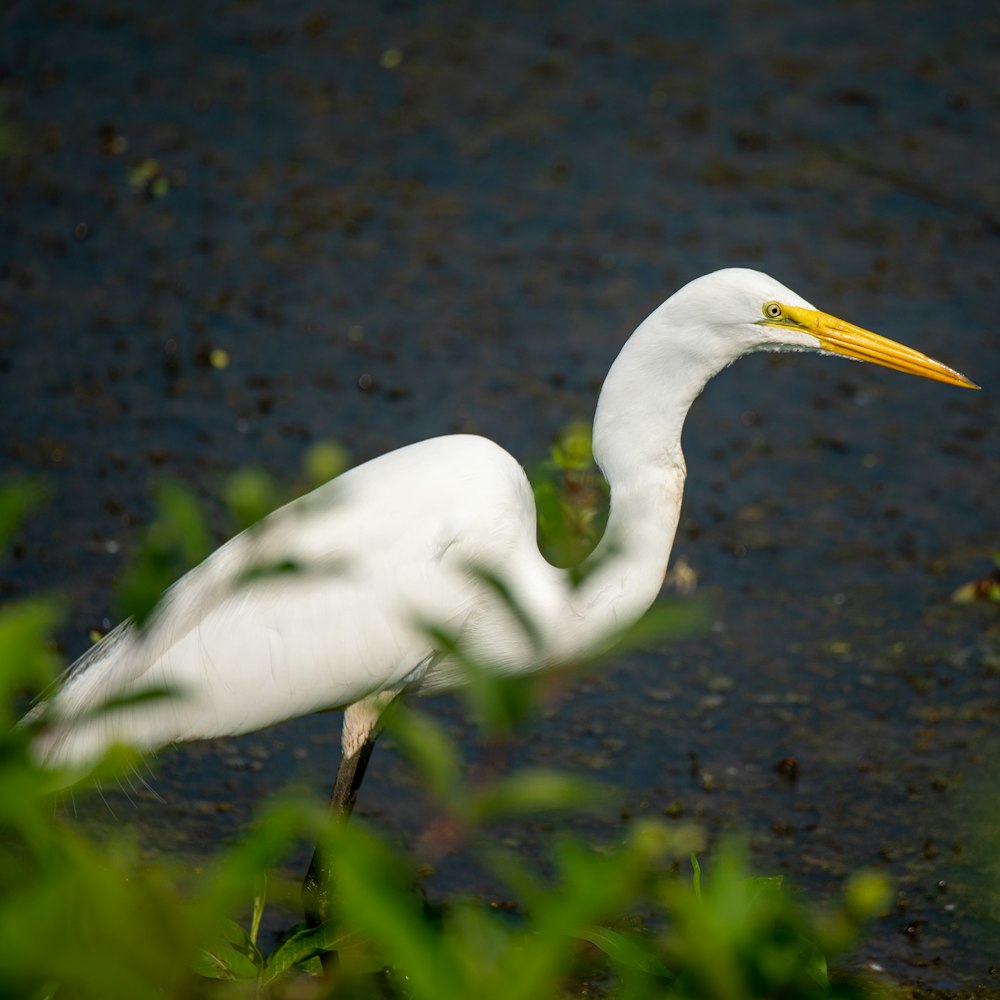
[763, 301, 783, 320]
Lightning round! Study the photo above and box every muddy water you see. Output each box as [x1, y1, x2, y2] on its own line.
[2, 1, 998, 993]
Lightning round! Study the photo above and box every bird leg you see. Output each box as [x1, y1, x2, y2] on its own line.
[302, 694, 397, 932]
[301, 743, 375, 927]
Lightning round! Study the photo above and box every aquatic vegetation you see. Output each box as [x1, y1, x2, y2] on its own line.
[2, 475, 893, 998]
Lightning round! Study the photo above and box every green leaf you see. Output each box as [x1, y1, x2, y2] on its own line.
[746, 874, 784, 899]
[262, 922, 362, 983]
[223, 467, 281, 532]
[0, 598, 63, 711]
[466, 563, 543, 653]
[302, 440, 350, 489]
[842, 869, 892, 921]
[91, 684, 178, 715]
[193, 919, 262, 980]
[383, 703, 461, 800]
[580, 926, 672, 978]
[805, 947, 830, 989]
[202, 797, 329, 913]
[249, 873, 266, 947]
[116, 480, 211, 626]
[611, 598, 711, 655]
[466, 769, 603, 823]
[328, 822, 464, 997]
[549, 421, 594, 471]
[0, 478, 48, 553]
[418, 622, 540, 735]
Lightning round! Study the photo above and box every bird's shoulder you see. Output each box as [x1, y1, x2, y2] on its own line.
[175, 435, 531, 580]
[330, 433, 531, 518]
[343, 433, 525, 488]
[327, 433, 536, 556]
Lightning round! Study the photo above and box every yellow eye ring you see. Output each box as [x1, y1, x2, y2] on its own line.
[763, 301, 783, 320]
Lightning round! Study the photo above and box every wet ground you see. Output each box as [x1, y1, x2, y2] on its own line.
[2, 0, 999, 994]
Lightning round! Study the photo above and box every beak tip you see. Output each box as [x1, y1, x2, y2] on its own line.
[953, 372, 980, 390]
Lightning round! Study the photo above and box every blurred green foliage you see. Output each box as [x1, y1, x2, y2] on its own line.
[532, 421, 610, 570]
[951, 552, 1000, 605]
[116, 480, 211, 625]
[0, 448, 896, 998]
[115, 440, 350, 627]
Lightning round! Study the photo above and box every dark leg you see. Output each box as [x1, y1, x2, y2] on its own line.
[301, 695, 396, 976]
[302, 734, 377, 927]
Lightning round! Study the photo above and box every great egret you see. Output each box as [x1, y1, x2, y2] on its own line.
[27, 268, 976, 926]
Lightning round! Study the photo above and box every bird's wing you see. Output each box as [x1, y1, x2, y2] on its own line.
[35, 435, 545, 763]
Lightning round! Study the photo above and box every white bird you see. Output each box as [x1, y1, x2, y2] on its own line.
[27, 268, 976, 924]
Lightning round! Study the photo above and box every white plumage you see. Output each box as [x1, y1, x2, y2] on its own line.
[30, 268, 975, 780]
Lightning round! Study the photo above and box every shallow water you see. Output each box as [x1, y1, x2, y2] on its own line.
[2, 0, 999, 993]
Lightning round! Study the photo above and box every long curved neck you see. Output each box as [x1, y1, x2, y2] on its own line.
[551, 462, 685, 660]
[547, 304, 723, 661]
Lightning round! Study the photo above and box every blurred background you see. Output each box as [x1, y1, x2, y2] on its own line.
[1, 0, 998, 993]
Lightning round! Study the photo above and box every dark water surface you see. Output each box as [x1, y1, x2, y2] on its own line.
[2, 1, 999, 994]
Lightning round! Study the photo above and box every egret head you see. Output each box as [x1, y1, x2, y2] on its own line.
[670, 268, 978, 389]
[594, 268, 976, 482]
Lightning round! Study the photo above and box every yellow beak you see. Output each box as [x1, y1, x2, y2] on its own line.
[773, 304, 979, 389]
